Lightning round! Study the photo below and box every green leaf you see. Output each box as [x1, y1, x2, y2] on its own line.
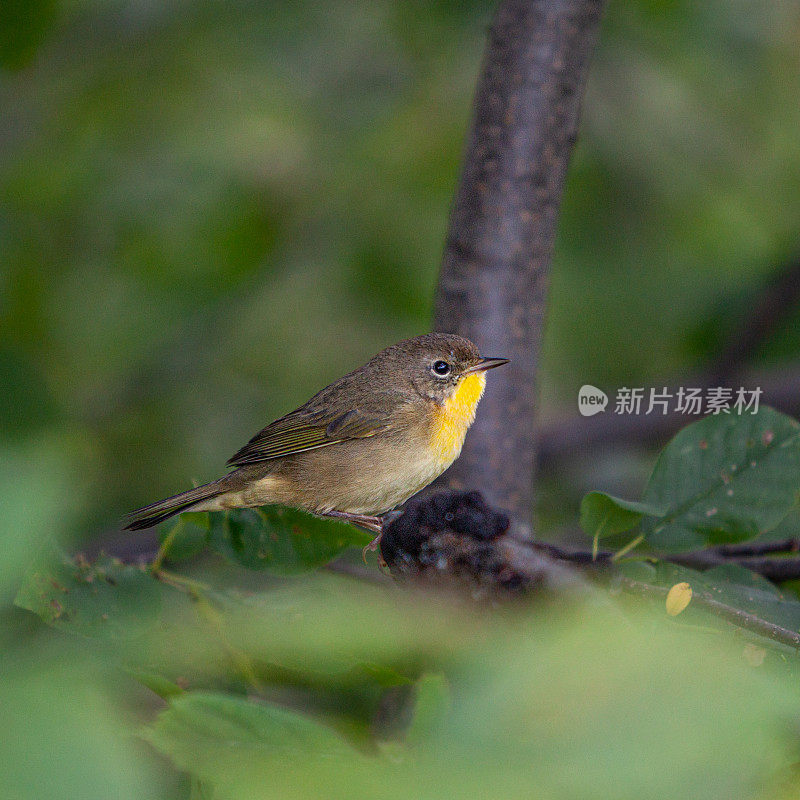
[616, 559, 659, 583]
[1, 649, 166, 799]
[207, 506, 373, 574]
[158, 513, 210, 562]
[701, 563, 783, 597]
[132, 581, 800, 800]
[14, 540, 162, 639]
[579, 491, 664, 538]
[144, 692, 353, 757]
[630, 561, 800, 639]
[127, 668, 185, 700]
[348, 662, 414, 688]
[142, 692, 371, 798]
[642, 407, 800, 552]
[406, 673, 451, 746]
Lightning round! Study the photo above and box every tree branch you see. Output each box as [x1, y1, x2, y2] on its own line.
[379, 491, 800, 650]
[523, 537, 800, 583]
[668, 552, 800, 583]
[617, 576, 800, 649]
[433, 0, 606, 531]
[707, 253, 800, 384]
[714, 538, 800, 557]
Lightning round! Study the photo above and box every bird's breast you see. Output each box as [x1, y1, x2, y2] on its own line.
[428, 372, 486, 470]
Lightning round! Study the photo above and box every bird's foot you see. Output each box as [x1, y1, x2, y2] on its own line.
[322, 510, 383, 533]
[362, 535, 383, 567]
[320, 511, 385, 568]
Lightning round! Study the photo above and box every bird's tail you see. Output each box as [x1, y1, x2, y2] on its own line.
[124, 482, 223, 530]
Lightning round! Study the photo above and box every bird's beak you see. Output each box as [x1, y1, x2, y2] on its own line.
[465, 357, 510, 375]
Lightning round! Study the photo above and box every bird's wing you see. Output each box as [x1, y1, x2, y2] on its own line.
[226, 407, 387, 467]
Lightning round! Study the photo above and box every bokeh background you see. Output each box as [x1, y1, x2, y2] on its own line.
[3, 1, 800, 797]
[3, 0, 800, 543]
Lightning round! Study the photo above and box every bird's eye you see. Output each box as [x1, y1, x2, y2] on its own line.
[432, 360, 451, 377]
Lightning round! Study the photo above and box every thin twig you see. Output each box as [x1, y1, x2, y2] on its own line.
[617, 576, 800, 649]
[380, 493, 800, 650]
[150, 519, 183, 573]
[153, 567, 211, 595]
[611, 534, 643, 562]
[669, 552, 800, 583]
[153, 567, 262, 690]
[707, 254, 800, 383]
[714, 538, 800, 557]
[522, 537, 800, 582]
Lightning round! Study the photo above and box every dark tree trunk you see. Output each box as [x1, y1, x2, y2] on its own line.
[434, 0, 606, 532]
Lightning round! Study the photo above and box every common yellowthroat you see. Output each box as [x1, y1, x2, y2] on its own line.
[125, 333, 507, 534]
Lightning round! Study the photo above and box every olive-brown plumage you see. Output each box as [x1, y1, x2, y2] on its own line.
[125, 333, 507, 532]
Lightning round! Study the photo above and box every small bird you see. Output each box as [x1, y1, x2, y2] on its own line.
[125, 333, 507, 535]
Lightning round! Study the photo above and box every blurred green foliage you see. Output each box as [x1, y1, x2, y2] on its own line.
[3, 1, 800, 797]
[11, 408, 800, 798]
[2, 0, 798, 540]
[13, 564, 800, 800]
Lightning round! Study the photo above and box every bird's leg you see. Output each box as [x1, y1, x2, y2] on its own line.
[320, 510, 385, 567]
[322, 510, 383, 534]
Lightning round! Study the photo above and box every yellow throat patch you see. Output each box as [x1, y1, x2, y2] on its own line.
[430, 372, 487, 468]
